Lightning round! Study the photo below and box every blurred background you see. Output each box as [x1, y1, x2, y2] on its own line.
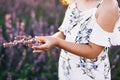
[0, 0, 120, 80]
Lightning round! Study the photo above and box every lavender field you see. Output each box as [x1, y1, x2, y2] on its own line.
[0, 0, 120, 80]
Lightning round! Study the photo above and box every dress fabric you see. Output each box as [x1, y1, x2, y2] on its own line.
[58, 2, 111, 80]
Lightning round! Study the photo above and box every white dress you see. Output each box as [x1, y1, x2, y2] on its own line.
[58, 1, 112, 80]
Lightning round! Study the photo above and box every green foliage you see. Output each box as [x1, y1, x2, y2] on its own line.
[109, 46, 120, 80]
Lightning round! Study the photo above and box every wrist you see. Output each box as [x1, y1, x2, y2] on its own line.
[52, 36, 60, 47]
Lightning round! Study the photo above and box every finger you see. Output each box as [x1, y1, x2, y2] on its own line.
[33, 46, 48, 51]
[32, 44, 49, 50]
[32, 46, 41, 49]
[33, 50, 44, 53]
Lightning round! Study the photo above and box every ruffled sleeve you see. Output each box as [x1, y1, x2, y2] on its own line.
[89, 18, 111, 47]
[58, 6, 71, 36]
[110, 17, 120, 46]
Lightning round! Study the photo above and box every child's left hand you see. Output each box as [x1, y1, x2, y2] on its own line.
[32, 36, 58, 53]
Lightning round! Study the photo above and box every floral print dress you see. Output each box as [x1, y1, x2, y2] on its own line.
[58, 1, 112, 80]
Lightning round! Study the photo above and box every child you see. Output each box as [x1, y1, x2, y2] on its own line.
[32, 0, 119, 80]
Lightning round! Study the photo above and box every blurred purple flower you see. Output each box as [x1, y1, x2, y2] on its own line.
[41, 75, 47, 80]
[35, 53, 46, 64]
[113, 55, 120, 63]
[7, 72, 12, 80]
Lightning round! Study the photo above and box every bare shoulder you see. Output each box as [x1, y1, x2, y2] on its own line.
[104, 0, 118, 10]
[97, 0, 119, 32]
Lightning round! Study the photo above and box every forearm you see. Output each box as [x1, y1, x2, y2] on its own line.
[33, 32, 103, 59]
[56, 38, 104, 59]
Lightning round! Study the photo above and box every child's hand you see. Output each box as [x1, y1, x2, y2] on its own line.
[32, 36, 58, 53]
